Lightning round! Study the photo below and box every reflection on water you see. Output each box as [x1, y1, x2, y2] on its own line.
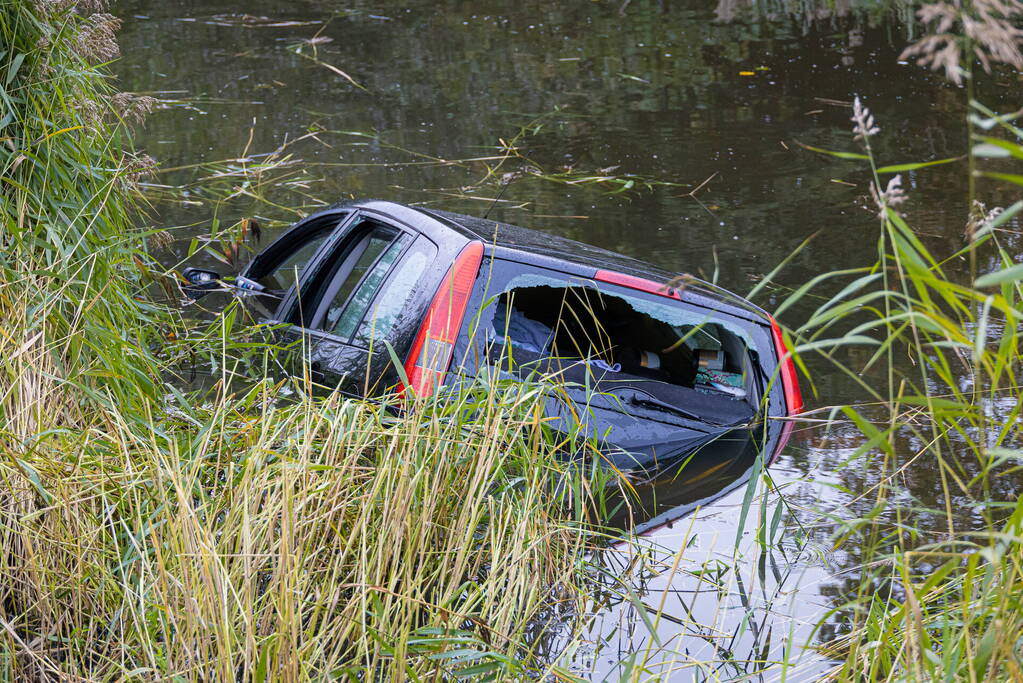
[610, 422, 786, 534]
[118, 0, 1004, 321]
[112, 0, 1016, 678]
[571, 420, 834, 679]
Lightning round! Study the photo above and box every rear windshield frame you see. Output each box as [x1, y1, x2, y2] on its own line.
[452, 256, 783, 416]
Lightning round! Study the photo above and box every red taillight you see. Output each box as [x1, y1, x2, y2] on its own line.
[594, 270, 682, 300]
[402, 241, 484, 397]
[769, 316, 803, 415]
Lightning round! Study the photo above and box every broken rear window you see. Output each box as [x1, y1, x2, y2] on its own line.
[454, 259, 767, 425]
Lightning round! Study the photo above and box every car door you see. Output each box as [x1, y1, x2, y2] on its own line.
[236, 209, 354, 323]
[278, 213, 439, 395]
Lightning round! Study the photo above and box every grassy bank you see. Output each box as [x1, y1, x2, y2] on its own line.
[0, 0, 164, 437]
[0, 2, 608, 680]
[2, 376, 605, 679]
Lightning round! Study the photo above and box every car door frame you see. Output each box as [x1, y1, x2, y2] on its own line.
[270, 209, 440, 395]
[236, 207, 357, 324]
[263, 209, 361, 327]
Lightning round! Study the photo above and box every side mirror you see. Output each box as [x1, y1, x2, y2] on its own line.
[181, 267, 223, 300]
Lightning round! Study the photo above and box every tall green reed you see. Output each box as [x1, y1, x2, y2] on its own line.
[1, 0, 167, 437]
[790, 98, 1023, 678]
[779, 41, 1023, 683]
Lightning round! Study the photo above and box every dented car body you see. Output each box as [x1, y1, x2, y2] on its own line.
[191, 199, 802, 472]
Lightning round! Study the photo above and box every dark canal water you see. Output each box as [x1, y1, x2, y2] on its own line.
[113, 0, 1018, 679]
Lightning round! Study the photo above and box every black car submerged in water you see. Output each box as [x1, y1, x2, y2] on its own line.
[185, 199, 802, 472]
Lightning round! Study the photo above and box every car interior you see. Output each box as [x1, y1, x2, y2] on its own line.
[486, 285, 759, 425]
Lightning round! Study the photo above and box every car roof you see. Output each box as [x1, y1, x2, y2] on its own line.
[343, 199, 770, 323]
[424, 207, 663, 273]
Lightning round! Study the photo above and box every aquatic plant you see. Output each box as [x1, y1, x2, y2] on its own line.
[900, 0, 1023, 84]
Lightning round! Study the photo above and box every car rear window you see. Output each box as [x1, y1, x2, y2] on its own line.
[454, 258, 771, 416]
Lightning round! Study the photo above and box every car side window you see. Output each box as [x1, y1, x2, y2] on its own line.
[354, 239, 437, 346]
[254, 229, 331, 293]
[320, 225, 410, 338]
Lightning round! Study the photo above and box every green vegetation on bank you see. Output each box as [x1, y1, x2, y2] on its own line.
[0, 2, 608, 680]
[785, 93, 1023, 679]
[0, 0, 164, 434]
